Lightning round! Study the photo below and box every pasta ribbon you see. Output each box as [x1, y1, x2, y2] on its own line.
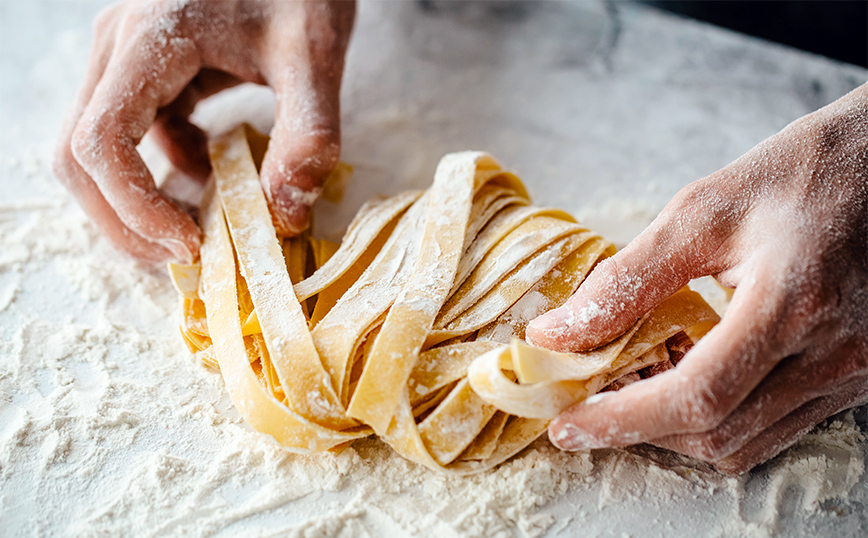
[170, 125, 719, 473]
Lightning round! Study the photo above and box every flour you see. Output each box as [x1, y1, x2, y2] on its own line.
[2, 138, 866, 538]
[3, 0, 868, 536]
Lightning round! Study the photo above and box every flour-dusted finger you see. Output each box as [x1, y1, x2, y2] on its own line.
[713, 381, 868, 475]
[650, 335, 868, 462]
[547, 268, 795, 451]
[526, 174, 747, 353]
[70, 14, 203, 263]
[257, 1, 355, 236]
[54, 4, 172, 261]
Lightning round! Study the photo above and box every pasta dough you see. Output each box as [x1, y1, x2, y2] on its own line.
[170, 125, 720, 474]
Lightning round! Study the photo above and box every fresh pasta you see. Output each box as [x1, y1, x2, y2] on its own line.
[170, 125, 720, 474]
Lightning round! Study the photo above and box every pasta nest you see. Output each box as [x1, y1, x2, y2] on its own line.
[170, 126, 719, 474]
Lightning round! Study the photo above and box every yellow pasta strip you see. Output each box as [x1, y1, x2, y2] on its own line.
[459, 411, 510, 461]
[295, 190, 421, 301]
[475, 236, 613, 343]
[409, 341, 503, 405]
[168, 262, 201, 300]
[171, 126, 722, 474]
[197, 178, 365, 450]
[418, 379, 497, 466]
[241, 310, 261, 336]
[467, 289, 719, 420]
[210, 128, 354, 431]
[438, 217, 585, 326]
[347, 153, 502, 433]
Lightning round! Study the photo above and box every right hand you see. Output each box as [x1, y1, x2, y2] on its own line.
[526, 83, 868, 473]
[54, 0, 356, 263]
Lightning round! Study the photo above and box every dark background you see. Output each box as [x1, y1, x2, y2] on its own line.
[642, 0, 868, 68]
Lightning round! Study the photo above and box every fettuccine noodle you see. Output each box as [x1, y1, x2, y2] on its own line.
[169, 126, 719, 474]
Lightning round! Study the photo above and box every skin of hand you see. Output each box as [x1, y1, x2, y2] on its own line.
[526, 83, 868, 474]
[53, 0, 356, 263]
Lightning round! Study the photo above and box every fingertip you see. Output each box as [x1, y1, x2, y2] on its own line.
[548, 414, 597, 452]
[547, 392, 615, 451]
[548, 420, 584, 451]
[269, 183, 320, 236]
[526, 307, 571, 348]
[259, 131, 339, 236]
[526, 298, 611, 351]
[156, 236, 199, 265]
[528, 258, 620, 352]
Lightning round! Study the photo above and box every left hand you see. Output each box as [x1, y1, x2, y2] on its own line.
[526, 83, 868, 474]
[53, 0, 355, 263]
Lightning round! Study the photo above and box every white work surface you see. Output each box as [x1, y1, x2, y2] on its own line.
[1, 1, 867, 537]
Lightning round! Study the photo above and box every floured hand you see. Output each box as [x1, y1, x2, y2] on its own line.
[527, 83, 868, 474]
[54, 0, 355, 262]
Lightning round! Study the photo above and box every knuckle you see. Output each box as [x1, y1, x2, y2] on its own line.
[92, 2, 122, 33]
[593, 255, 629, 292]
[121, 1, 188, 41]
[123, 3, 157, 26]
[662, 177, 741, 264]
[70, 117, 101, 168]
[663, 178, 709, 217]
[807, 112, 851, 155]
[275, 130, 341, 182]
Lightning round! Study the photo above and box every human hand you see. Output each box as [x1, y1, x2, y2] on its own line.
[526, 84, 868, 474]
[54, 0, 355, 262]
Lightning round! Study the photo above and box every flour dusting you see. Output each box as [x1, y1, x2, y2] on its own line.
[2, 137, 866, 538]
[3, 1, 868, 536]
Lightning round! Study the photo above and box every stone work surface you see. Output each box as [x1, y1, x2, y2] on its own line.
[1, 2, 865, 537]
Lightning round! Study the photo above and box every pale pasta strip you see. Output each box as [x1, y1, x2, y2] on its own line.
[171, 125, 720, 474]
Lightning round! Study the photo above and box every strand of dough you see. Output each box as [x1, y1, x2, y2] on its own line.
[170, 125, 720, 474]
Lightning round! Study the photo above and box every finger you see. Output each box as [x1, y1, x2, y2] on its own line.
[650, 335, 868, 462]
[257, 4, 354, 236]
[259, 67, 342, 236]
[149, 69, 243, 182]
[526, 179, 739, 353]
[714, 381, 868, 475]
[53, 4, 172, 261]
[547, 268, 792, 451]
[70, 19, 203, 262]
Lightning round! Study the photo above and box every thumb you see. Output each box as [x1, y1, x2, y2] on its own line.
[526, 207, 710, 352]
[260, 73, 342, 236]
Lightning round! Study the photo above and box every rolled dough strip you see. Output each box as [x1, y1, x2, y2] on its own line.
[171, 125, 720, 473]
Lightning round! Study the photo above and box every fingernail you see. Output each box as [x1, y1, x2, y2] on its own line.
[529, 300, 607, 334]
[272, 185, 320, 235]
[158, 238, 194, 264]
[528, 306, 574, 332]
[549, 420, 591, 451]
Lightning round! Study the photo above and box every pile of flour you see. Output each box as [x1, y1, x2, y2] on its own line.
[1, 142, 865, 538]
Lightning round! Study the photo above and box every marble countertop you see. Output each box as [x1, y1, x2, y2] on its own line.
[1, 1, 866, 537]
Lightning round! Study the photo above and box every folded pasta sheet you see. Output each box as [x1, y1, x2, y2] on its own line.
[170, 125, 720, 474]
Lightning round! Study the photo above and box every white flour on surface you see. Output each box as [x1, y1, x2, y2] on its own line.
[2, 141, 866, 538]
[3, 1, 868, 536]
